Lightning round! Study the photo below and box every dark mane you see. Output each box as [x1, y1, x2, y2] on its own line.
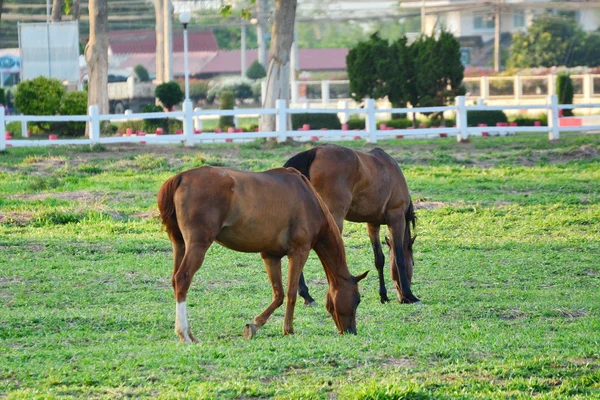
[283, 147, 319, 179]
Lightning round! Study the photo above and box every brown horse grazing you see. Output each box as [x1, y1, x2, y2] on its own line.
[157, 166, 368, 343]
[284, 144, 419, 305]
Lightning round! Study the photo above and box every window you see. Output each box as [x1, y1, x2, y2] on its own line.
[513, 10, 525, 28]
[473, 12, 495, 30]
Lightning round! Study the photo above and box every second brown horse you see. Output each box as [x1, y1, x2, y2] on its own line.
[284, 144, 419, 305]
[158, 166, 368, 343]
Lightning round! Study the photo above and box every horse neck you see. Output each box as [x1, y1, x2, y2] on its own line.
[313, 219, 352, 287]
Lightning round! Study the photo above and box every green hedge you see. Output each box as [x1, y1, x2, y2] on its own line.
[509, 114, 548, 126]
[291, 113, 341, 130]
[467, 110, 508, 127]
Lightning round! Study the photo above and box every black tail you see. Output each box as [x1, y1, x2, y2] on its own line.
[283, 147, 319, 179]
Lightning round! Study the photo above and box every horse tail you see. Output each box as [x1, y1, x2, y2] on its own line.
[157, 174, 183, 242]
[283, 147, 319, 179]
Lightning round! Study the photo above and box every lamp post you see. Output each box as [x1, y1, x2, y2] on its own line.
[179, 11, 194, 146]
[179, 11, 191, 102]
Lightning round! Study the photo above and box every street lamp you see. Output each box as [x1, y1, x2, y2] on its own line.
[179, 11, 191, 102]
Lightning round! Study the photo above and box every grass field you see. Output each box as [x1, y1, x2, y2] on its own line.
[1, 133, 599, 399]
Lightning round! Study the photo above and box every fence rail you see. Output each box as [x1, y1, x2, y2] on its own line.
[1, 95, 598, 151]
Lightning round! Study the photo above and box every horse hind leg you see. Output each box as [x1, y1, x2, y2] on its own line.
[173, 240, 212, 343]
[244, 254, 284, 339]
[298, 272, 317, 306]
[386, 211, 420, 304]
[367, 223, 390, 303]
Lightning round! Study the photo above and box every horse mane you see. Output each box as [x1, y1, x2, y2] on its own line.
[298, 174, 350, 283]
[283, 147, 319, 179]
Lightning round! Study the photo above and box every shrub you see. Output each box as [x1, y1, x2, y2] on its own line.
[291, 113, 341, 130]
[381, 118, 413, 129]
[208, 77, 255, 100]
[219, 91, 235, 129]
[134, 64, 151, 82]
[556, 74, 574, 117]
[0, 88, 5, 106]
[155, 81, 184, 110]
[246, 60, 267, 80]
[15, 77, 65, 132]
[509, 114, 548, 126]
[142, 104, 167, 133]
[6, 121, 20, 135]
[347, 117, 365, 130]
[467, 110, 508, 127]
[57, 91, 88, 137]
[189, 80, 209, 101]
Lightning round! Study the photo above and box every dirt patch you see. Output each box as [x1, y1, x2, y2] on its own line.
[380, 357, 416, 368]
[414, 201, 446, 210]
[11, 190, 104, 202]
[556, 308, 588, 318]
[0, 212, 34, 225]
[498, 309, 527, 320]
[562, 144, 598, 160]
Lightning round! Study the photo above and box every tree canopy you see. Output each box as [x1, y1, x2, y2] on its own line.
[346, 30, 464, 119]
[507, 14, 600, 68]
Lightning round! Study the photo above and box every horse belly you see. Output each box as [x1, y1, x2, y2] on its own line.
[215, 224, 288, 255]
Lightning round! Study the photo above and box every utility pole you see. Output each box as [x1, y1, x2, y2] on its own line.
[421, 0, 426, 34]
[494, 4, 500, 72]
[257, 0, 268, 67]
[155, 0, 165, 83]
[163, 0, 173, 82]
[241, 23, 247, 78]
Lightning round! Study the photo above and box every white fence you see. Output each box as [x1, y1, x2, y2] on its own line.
[1, 95, 600, 151]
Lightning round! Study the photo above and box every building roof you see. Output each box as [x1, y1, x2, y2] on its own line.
[117, 51, 217, 76]
[200, 48, 349, 75]
[108, 29, 219, 54]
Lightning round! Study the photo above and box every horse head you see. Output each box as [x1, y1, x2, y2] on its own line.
[325, 271, 369, 334]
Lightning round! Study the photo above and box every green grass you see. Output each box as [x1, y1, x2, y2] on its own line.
[1, 133, 599, 399]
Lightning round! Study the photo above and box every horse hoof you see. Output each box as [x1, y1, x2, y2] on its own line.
[243, 323, 258, 339]
[380, 295, 391, 304]
[306, 301, 318, 307]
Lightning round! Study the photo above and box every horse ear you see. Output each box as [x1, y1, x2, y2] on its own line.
[411, 235, 417, 245]
[354, 270, 369, 283]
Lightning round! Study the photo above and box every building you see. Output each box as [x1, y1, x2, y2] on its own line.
[399, 0, 600, 68]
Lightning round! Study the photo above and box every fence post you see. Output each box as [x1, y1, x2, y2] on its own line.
[0, 107, 6, 152]
[21, 120, 28, 138]
[233, 106, 239, 128]
[193, 107, 203, 132]
[337, 100, 350, 124]
[514, 75, 522, 102]
[365, 98, 377, 144]
[88, 105, 100, 145]
[321, 80, 330, 106]
[276, 99, 287, 143]
[183, 99, 194, 147]
[547, 94, 560, 141]
[455, 96, 468, 142]
[480, 76, 489, 100]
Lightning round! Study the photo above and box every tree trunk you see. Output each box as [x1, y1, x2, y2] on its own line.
[72, 0, 80, 21]
[260, 0, 297, 136]
[52, 0, 65, 22]
[154, 0, 165, 83]
[85, 0, 109, 136]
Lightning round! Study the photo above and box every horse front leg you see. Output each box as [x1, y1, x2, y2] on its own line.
[284, 247, 310, 336]
[367, 223, 389, 303]
[173, 240, 211, 343]
[244, 254, 284, 339]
